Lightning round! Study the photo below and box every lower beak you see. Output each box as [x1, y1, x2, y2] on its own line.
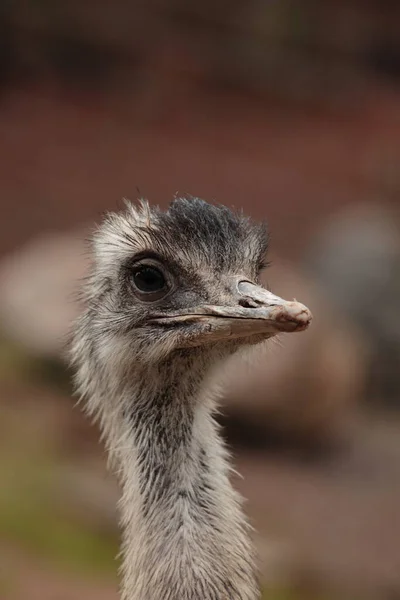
[151, 282, 312, 341]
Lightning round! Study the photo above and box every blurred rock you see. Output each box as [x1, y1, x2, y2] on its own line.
[304, 203, 400, 408]
[220, 261, 368, 452]
[0, 230, 88, 357]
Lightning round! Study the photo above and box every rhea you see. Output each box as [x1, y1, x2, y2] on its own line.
[70, 197, 312, 600]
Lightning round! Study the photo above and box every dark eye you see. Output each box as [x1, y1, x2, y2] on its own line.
[131, 265, 167, 298]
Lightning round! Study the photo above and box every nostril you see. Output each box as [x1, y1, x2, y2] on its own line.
[238, 297, 259, 309]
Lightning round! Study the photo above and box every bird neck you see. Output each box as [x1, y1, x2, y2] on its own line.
[104, 353, 259, 600]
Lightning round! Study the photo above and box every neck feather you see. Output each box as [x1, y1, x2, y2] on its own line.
[94, 352, 260, 600]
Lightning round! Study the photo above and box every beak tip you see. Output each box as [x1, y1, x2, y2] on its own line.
[276, 301, 312, 332]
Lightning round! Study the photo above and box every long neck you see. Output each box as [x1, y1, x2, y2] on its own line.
[99, 353, 260, 600]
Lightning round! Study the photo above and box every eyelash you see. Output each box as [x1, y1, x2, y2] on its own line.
[258, 259, 270, 272]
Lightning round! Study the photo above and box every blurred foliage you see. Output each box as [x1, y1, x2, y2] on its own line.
[0, 336, 71, 392]
[0, 443, 118, 578]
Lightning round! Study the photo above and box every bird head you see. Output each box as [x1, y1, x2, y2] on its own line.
[76, 197, 312, 373]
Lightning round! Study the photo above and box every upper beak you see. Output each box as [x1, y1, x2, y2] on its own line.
[151, 281, 312, 341]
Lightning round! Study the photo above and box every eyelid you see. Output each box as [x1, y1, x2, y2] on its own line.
[129, 250, 165, 266]
[131, 257, 164, 268]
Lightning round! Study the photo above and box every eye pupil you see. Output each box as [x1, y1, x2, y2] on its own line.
[133, 266, 165, 293]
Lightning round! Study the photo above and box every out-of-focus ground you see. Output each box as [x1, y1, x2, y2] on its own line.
[1, 2, 400, 599]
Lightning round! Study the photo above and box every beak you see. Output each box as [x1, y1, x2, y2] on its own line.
[150, 281, 312, 342]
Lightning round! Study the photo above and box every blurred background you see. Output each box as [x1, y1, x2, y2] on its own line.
[0, 1, 400, 598]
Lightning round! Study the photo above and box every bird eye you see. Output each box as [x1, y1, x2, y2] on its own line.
[131, 264, 167, 300]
